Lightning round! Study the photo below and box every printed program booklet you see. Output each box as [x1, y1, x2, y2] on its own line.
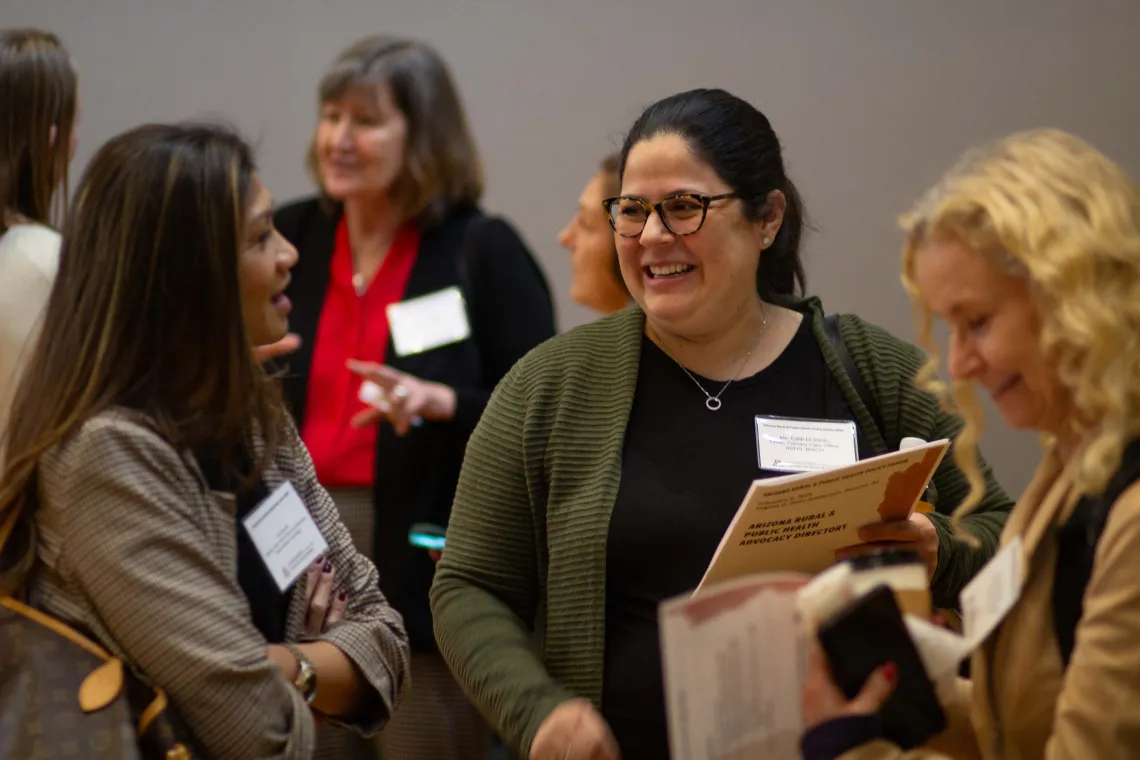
[697, 439, 950, 593]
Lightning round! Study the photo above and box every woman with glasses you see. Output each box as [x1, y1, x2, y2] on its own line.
[431, 88, 1014, 759]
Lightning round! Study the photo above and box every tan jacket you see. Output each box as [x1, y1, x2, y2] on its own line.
[841, 447, 1140, 760]
[30, 409, 410, 759]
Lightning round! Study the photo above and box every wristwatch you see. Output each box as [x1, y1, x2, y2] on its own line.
[283, 643, 318, 704]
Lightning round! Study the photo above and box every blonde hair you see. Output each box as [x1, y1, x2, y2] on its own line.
[901, 129, 1140, 536]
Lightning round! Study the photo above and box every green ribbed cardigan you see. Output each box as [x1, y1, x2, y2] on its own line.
[430, 297, 1012, 757]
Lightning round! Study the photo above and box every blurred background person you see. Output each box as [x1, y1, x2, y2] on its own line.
[0, 121, 409, 760]
[0, 28, 78, 454]
[801, 130, 1140, 760]
[558, 152, 629, 315]
[274, 35, 556, 760]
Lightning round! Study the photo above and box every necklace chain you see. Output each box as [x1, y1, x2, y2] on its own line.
[649, 309, 768, 411]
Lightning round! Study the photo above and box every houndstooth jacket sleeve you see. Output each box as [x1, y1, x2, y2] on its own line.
[31, 409, 410, 760]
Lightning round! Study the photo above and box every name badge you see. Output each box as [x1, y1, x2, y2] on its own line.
[755, 416, 859, 472]
[387, 287, 472, 357]
[961, 536, 1024, 648]
[242, 482, 329, 593]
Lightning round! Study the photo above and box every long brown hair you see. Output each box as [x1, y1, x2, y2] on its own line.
[0, 28, 77, 233]
[0, 123, 286, 592]
[307, 35, 484, 227]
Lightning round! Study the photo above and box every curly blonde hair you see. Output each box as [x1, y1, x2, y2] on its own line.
[900, 129, 1140, 536]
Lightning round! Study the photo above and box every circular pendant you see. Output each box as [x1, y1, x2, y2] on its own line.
[705, 397, 722, 411]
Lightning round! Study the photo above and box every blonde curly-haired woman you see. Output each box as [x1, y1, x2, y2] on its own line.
[800, 129, 1140, 759]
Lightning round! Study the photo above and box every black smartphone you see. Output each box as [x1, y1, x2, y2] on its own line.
[816, 585, 946, 749]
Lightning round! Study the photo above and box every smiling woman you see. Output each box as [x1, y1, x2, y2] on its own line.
[801, 129, 1140, 760]
[910, 239, 1060, 434]
[431, 88, 1014, 759]
[274, 34, 555, 760]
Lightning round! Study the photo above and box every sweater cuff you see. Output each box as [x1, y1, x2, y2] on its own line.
[924, 510, 957, 609]
[801, 715, 883, 760]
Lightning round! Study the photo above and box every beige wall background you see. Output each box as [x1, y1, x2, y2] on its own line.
[9, 0, 1140, 496]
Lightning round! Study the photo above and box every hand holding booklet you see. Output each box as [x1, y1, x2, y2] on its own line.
[697, 438, 950, 592]
[660, 563, 962, 760]
[658, 437, 1026, 759]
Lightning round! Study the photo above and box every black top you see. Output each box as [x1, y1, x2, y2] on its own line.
[601, 316, 867, 757]
[1053, 438, 1140, 665]
[195, 451, 286, 643]
[273, 198, 556, 650]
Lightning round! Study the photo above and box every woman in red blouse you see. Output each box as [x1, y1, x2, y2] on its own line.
[275, 35, 556, 760]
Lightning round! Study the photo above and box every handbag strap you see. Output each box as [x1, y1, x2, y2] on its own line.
[0, 499, 113, 662]
[824, 313, 886, 444]
[0, 595, 113, 660]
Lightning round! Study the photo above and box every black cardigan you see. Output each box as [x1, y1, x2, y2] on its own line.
[274, 197, 556, 650]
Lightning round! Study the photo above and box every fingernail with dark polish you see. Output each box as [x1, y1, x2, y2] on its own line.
[323, 561, 332, 573]
[338, 591, 347, 601]
[314, 555, 325, 566]
[883, 661, 898, 684]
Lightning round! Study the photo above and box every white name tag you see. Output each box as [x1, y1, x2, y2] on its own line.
[387, 287, 472, 357]
[242, 482, 329, 593]
[961, 536, 1024, 648]
[755, 416, 859, 472]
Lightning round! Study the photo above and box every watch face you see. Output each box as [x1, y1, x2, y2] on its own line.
[296, 661, 318, 704]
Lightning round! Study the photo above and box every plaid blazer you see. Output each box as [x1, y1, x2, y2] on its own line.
[29, 408, 410, 759]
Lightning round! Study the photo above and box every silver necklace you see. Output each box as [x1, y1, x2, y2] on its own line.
[649, 309, 768, 411]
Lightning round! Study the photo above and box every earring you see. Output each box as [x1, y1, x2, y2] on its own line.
[762, 236, 771, 247]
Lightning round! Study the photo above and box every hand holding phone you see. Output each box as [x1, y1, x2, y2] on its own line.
[816, 585, 946, 748]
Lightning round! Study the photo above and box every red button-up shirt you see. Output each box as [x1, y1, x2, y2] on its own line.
[301, 218, 420, 486]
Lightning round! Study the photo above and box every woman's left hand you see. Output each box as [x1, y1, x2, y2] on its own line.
[302, 556, 350, 637]
[803, 643, 897, 730]
[835, 513, 940, 577]
[346, 360, 457, 436]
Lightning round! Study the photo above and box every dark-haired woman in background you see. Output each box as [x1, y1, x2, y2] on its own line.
[274, 35, 555, 760]
[431, 89, 1013, 759]
[0, 28, 78, 453]
[558, 153, 630, 315]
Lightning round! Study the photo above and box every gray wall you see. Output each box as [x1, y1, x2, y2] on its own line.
[9, 0, 1140, 496]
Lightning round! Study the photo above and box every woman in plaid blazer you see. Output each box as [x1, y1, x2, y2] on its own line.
[0, 122, 410, 759]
